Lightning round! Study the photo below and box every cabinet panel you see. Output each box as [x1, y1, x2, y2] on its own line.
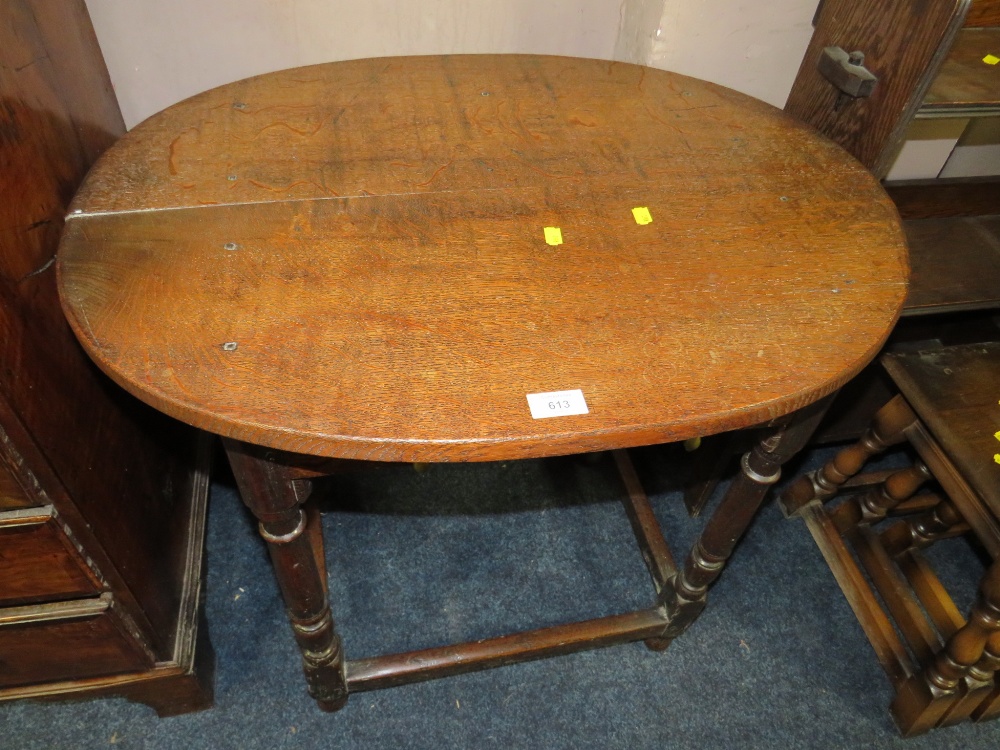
[0, 507, 102, 606]
[0, 597, 152, 687]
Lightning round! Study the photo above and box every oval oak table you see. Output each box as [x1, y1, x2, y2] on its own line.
[57, 55, 909, 711]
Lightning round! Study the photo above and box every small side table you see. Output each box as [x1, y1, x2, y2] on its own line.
[57, 55, 908, 710]
[782, 342, 1000, 736]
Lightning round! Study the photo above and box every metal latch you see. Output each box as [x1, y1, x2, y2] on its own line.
[817, 47, 877, 98]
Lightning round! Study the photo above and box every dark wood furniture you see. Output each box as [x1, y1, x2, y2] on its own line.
[56, 54, 908, 710]
[0, 0, 212, 716]
[785, 0, 998, 179]
[783, 0, 1000, 444]
[684, 0, 1000, 516]
[781, 343, 1000, 736]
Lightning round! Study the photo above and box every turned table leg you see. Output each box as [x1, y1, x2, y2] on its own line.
[662, 396, 833, 639]
[224, 439, 349, 711]
[780, 395, 916, 517]
[891, 561, 1000, 736]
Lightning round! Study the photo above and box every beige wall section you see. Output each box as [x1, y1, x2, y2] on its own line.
[86, 0, 819, 129]
[613, 0, 666, 65]
[85, 0, 623, 128]
[885, 119, 971, 181]
[647, 0, 819, 108]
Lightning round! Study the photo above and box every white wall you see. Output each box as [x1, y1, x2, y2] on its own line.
[86, 0, 623, 128]
[647, 0, 819, 108]
[613, 0, 665, 67]
[86, 0, 820, 129]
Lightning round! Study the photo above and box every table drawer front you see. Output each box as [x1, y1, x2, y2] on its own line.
[0, 463, 35, 511]
[0, 596, 153, 687]
[0, 507, 102, 606]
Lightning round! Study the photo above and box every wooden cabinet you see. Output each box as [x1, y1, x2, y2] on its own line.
[785, 0, 1000, 442]
[0, 0, 212, 715]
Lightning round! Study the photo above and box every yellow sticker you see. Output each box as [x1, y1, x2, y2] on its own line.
[632, 206, 653, 225]
[994, 430, 1000, 442]
[995, 454, 1000, 465]
[983, 54, 1000, 65]
[544, 226, 563, 245]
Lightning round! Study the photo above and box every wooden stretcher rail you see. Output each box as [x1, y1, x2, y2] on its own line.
[346, 607, 670, 691]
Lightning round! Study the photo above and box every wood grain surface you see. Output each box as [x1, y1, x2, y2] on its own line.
[903, 216, 1000, 313]
[882, 343, 1000, 519]
[923, 27, 1000, 111]
[886, 178, 1000, 219]
[58, 55, 909, 462]
[966, 0, 1000, 26]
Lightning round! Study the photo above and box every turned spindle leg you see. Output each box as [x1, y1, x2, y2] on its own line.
[891, 561, 1000, 736]
[663, 397, 831, 639]
[971, 631, 1000, 722]
[881, 495, 967, 558]
[938, 629, 1000, 727]
[224, 439, 348, 711]
[780, 395, 915, 517]
[830, 460, 932, 533]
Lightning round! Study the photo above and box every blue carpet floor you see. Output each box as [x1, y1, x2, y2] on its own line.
[4, 444, 999, 749]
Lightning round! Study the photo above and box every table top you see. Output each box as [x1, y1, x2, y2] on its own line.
[882, 343, 1000, 521]
[57, 55, 908, 462]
